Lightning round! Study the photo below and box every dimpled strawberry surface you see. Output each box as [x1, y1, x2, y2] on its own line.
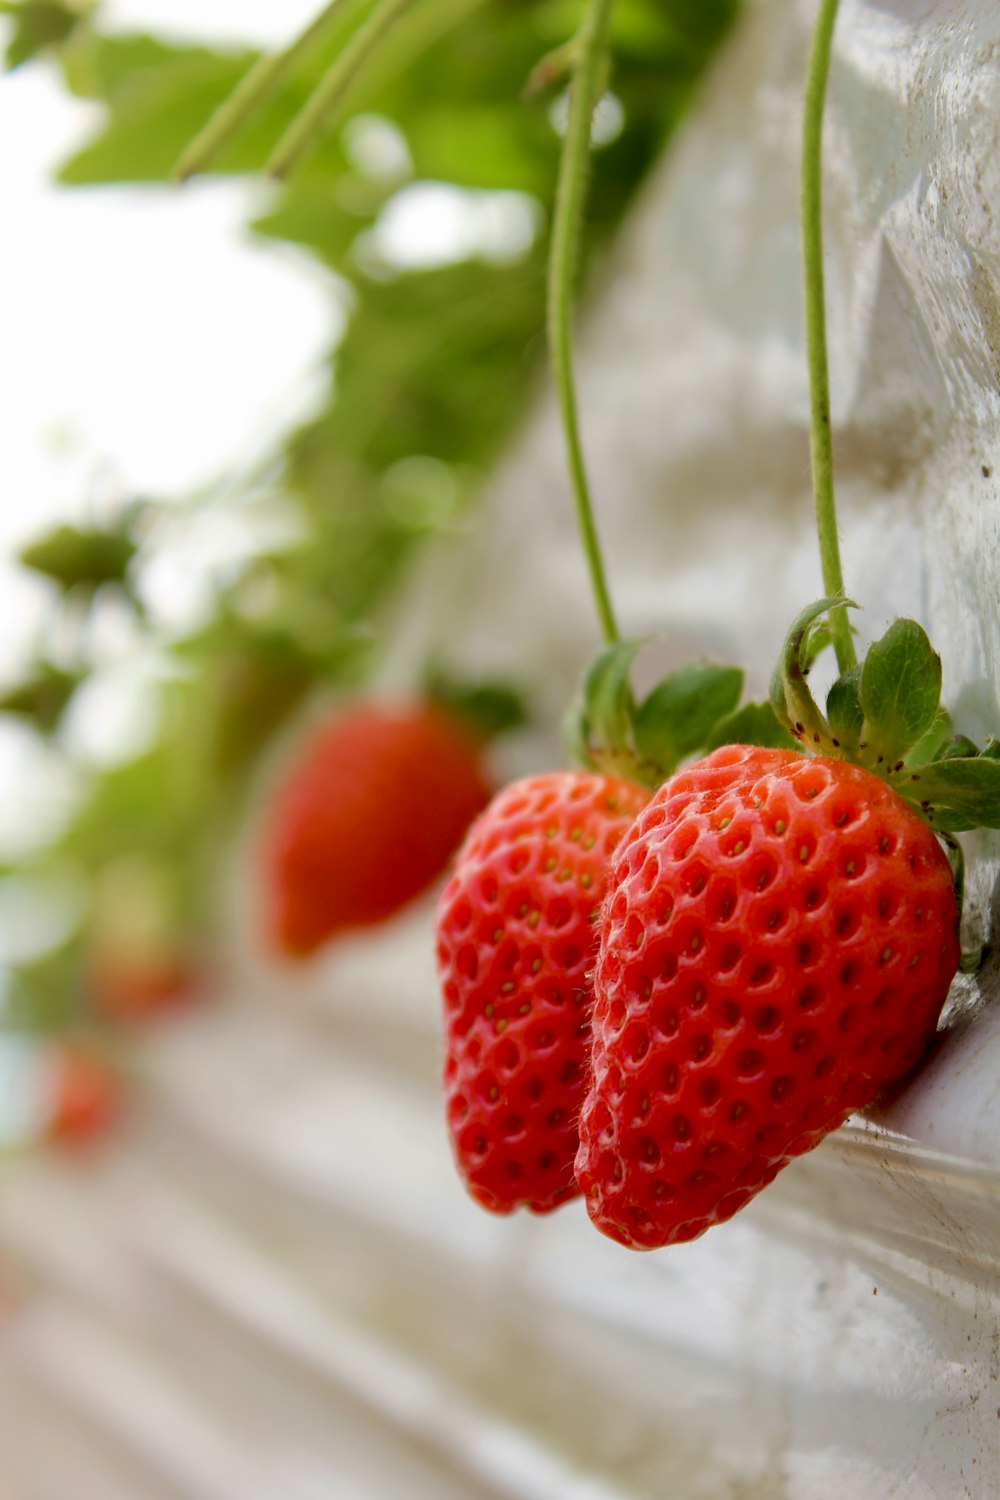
[577, 745, 960, 1250]
[437, 771, 650, 1214]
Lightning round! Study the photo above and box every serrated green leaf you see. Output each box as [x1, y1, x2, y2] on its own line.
[825, 667, 863, 744]
[633, 661, 742, 770]
[908, 756, 1000, 830]
[978, 738, 1000, 762]
[859, 618, 941, 763]
[706, 700, 798, 752]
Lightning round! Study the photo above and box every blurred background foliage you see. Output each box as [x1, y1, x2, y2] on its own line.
[1, 0, 739, 1049]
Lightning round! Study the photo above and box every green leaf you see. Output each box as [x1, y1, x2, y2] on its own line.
[825, 667, 863, 745]
[907, 756, 1000, 830]
[904, 706, 954, 768]
[633, 660, 742, 768]
[771, 596, 853, 752]
[0, 662, 83, 734]
[425, 669, 529, 741]
[575, 639, 640, 760]
[941, 734, 980, 761]
[19, 523, 136, 596]
[3, 0, 83, 70]
[706, 701, 798, 752]
[58, 42, 258, 183]
[859, 618, 941, 763]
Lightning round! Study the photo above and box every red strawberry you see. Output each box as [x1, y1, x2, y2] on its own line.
[88, 952, 196, 1025]
[577, 745, 959, 1249]
[437, 771, 650, 1214]
[47, 1043, 118, 1147]
[262, 701, 492, 957]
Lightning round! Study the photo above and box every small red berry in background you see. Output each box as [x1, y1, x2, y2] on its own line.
[85, 856, 199, 1024]
[437, 771, 650, 1215]
[87, 952, 196, 1025]
[576, 746, 960, 1250]
[262, 701, 493, 958]
[47, 1043, 118, 1148]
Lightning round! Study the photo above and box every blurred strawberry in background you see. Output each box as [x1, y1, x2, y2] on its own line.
[260, 699, 497, 958]
[85, 857, 199, 1025]
[45, 1040, 118, 1148]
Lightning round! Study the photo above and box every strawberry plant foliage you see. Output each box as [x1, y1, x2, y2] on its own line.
[2, 0, 740, 1033]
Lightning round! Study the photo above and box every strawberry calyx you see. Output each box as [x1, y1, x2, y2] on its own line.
[770, 597, 1000, 834]
[568, 640, 789, 789]
[767, 595, 1000, 954]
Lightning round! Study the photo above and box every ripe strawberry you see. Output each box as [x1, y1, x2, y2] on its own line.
[86, 858, 198, 1022]
[577, 745, 959, 1249]
[262, 701, 492, 957]
[47, 1043, 118, 1147]
[437, 771, 650, 1214]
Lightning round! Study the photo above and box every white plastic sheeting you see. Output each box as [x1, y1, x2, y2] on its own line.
[2, 1, 1000, 1496]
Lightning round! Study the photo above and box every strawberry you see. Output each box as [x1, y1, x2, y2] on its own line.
[86, 857, 198, 1023]
[437, 771, 650, 1214]
[262, 700, 493, 957]
[577, 745, 960, 1250]
[47, 1042, 118, 1147]
[87, 952, 196, 1024]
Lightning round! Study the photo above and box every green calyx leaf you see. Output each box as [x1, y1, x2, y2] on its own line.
[825, 666, 863, 748]
[633, 661, 742, 768]
[706, 701, 798, 753]
[569, 640, 643, 782]
[859, 617, 942, 767]
[904, 706, 954, 769]
[771, 595, 855, 754]
[941, 733, 980, 761]
[902, 755, 1000, 833]
[425, 668, 529, 742]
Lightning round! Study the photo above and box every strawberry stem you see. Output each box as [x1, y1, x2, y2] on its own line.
[801, 0, 855, 676]
[267, 0, 424, 180]
[175, 0, 359, 182]
[547, 0, 620, 647]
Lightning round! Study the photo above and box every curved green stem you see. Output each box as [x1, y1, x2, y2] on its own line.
[174, 0, 360, 182]
[801, 0, 855, 674]
[267, 0, 421, 180]
[547, 0, 619, 646]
